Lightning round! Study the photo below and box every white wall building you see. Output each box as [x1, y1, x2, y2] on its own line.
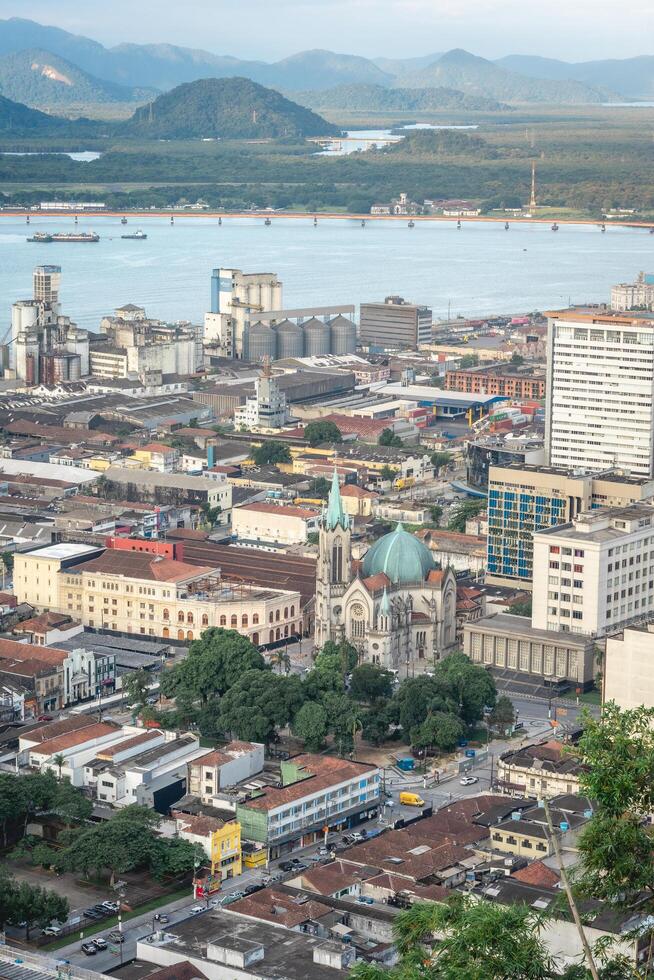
[532, 503, 654, 637]
[545, 310, 654, 478]
[611, 272, 654, 312]
[206, 268, 283, 358]
[234, 373, 288, 430]
[604, 624, 654, 710]
[231, 502, 320, 545]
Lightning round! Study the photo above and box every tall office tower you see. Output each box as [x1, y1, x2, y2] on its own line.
[205, 268, 283, 357]
[359, 296, 432, 350]
[32, 265, 61, 312]
[545, 309, 654, 478]
[486, 462, 654, 589]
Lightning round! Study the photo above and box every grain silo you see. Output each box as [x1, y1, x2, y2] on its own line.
[329, 314, 357, 354]
[245, 323, 277, 362]
[275, 319, 305, 359]
[302, 317, 331, 356]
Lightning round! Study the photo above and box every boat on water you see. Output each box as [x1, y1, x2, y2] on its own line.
[121, 229, 147, 240]
[121, 217, 128, 225]
[505, 221, 510, 230]
[408, 219, 415, 228]
[265, 217, 272, 226]
[551, 222, 559, 231]
[28, 231, 99, 243]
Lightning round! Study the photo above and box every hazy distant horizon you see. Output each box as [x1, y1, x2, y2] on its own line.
[0, 1, 652, 63]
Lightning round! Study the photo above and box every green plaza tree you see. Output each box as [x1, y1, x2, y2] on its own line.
[304, 420, 343, 446]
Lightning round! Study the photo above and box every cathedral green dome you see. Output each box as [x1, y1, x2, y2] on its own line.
[361, 524, 435, 585]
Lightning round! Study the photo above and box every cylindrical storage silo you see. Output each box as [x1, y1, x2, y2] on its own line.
[276, 319, 305, 359]
[329, 315, 357, 354]
[67, 354, 81, 381]
[302, 317, 331, 356]
[245, 323, 277, 362]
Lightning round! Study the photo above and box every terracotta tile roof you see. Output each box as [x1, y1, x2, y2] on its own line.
[141, 443, 177, 454]
[30, 722, 119, 756]
[241, 754, 376, 812]
[146, 963, 209, 980]
[96, 730, 160, 759]
[228, 887, 331, 928]
[21, 715, 98, 744]
[0, 657, 60, 678]
[427, 569, 445, 584]
[194, 740, 260, 768]
[14, 612, 76, 633]
[513, 861, 560, 888]
[71, 549, 216, 583]
[236, 502, 320, 519]
[174, 812, 233, 836]
[361, 572, 391, 592]
[323, 413, 391, 438]
[297, 860, 375, 896]
[340, 485, 378, 499]
[0, 637, 68, 666]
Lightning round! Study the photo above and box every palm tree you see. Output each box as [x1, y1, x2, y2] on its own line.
[271, 647, 291, 675]
[53, 754, 65, 779]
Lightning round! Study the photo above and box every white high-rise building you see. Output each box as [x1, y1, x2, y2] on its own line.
[545, 309, 654, 478]
[532, 503, 654, 638]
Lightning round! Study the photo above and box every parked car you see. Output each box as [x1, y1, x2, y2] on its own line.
[42, 926, 63, 937]
[154, 913, 169, 924]
[218, 894, 240, 907]
[356, 896, 374, 905]
[317, 846, 331, 856]
[146, 696, 159, 705]
[37, 715, 53, 722]
[190, 906, 207, 915]
[279, 861, 294, 872]
[81, 943, 97, 956]
[460, 775, 479, 786]
[92, 938, 108, 951]
[83, 909, 103, 920]
[108, 931, 124, 944]
[244, 883, 262, 895]
[101, 901, 119, 912]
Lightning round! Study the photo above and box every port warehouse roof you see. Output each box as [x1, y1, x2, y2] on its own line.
[370, 383, 509, 410]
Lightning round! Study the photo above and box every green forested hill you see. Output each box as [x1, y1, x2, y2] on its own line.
[122, 77, 340, 138]
[0, 48, 154, 110]
[295, 83, 506, 112]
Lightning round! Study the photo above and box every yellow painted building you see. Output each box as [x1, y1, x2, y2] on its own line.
[211, 820, 242, 880]
[14, 544, 302, 646]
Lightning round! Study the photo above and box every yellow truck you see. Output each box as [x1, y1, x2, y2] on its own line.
[399, 792, 425, 807]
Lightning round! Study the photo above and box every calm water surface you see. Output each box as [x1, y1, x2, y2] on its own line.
[1, 214, 652, 329]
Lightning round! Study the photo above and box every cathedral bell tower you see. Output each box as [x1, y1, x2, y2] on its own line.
[315, 469, 352, 645]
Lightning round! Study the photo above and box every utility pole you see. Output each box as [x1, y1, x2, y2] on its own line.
[543, 799, 599, 980]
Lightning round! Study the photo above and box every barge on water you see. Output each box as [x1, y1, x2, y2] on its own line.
[27, 231, 100, 243]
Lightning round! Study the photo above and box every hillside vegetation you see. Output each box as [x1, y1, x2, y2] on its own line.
[0, 48, 154, 110]
[295, 84, 506, 113]
[122, 77, 339, 138]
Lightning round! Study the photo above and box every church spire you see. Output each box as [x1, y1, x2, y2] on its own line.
[324, 468, 350, 531]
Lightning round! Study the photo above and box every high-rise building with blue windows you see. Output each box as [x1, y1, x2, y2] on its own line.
[486, 464, 654, 589]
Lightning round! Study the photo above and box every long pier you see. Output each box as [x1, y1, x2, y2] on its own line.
[2, 208, 654, 229]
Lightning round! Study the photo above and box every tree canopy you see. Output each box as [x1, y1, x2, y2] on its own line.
[160, 629, 265, 706]
[252, 441, 291, 465]
[304, 419, 343, 446]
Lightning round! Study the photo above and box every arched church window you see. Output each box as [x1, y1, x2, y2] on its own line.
[332, 537, 343, 583]
[351, 602, 366, 639]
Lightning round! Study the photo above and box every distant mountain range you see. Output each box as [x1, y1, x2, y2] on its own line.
[0, 48, 153, 110]
[0, 17, 652, 111]
[295, 84, 506, 113]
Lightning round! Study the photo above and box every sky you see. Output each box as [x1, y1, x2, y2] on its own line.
[0, 0, 652, 62]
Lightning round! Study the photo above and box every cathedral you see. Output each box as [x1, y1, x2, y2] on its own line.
[314, 471, 457, 674]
